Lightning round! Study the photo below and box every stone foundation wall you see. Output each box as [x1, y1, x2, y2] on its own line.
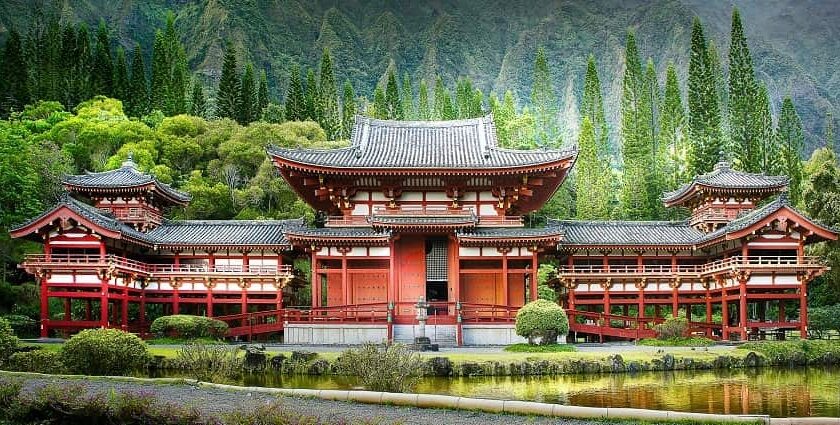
[283, 324, 388, 345]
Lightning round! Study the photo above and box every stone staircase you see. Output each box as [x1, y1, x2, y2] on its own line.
[393, 324, 457, 346]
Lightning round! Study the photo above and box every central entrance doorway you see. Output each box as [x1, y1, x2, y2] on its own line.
[425, 238, 449, 315]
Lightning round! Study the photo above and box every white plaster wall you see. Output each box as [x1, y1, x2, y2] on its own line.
[368, 247, 390, 257]
[462, 324, 541, 345]
[393, 324, 457, 344]
[459, 247, 481, 257]
[284, 324, 388, 344]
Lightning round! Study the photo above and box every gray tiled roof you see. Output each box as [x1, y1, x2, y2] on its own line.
[457, 226, 564, 239]
[11, 194, 151, 243]
[663, 160, 788, 203]
[268, 115, 576, 170]
[284, 227, 391, 239]
[369, 215, 477, 227]
[63, 159, 190, 203]
[146, 219, 304, 247]
[552, 219, 704, 246]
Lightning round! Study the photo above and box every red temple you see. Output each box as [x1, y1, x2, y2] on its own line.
[11, 116, 837, 344]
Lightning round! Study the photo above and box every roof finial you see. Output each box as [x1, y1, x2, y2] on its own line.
[714, 150, 730, 171]
[122, 152, 137, 169]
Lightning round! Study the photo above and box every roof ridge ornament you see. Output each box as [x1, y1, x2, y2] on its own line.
[714, 150, 730, 171]
[121, 152, 137, 169]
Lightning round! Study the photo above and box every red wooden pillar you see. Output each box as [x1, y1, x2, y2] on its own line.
[100, 276, 109, 328]
[779, 301, 786, 323]
[672, 286, 679, 317]
[603, 282, 611, 316]
[501, 249, 509, 306]
[276, 254, 284, 310]
[341, 251, 349, 306]
[139, 290, 145, 328]
[739, 275, 748, 341]
[387, 239, 395, 343]
[721, 287, 729, 340]
[206, 290, 214, 317]
[799, 276, 808, 338]
[85, 300, 92, 321]
[310, 249, 320, 308]
[39, 276, 49, 338]
[705, 285, 712, 338]
[121, 285, 129, 330]
[172, 283, 180, 315]
[241, 290, 247, 315]
[64, 298, 72, 320]
[529, 248, 538, 302]
[637, 280, 646, 319]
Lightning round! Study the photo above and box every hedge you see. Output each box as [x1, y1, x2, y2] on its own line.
[61, 329, 150, 375]
[150, 315, 229, 340]
[0, 318, 19, 367]
[6, 349, 65, 373]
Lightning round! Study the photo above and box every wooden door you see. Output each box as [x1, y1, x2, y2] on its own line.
[397, 237, 425, 316]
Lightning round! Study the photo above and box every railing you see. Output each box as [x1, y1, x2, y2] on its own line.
[372, 205, 474, 215]
[21, 254, 294, 276]
[476, 216, 524, 227]
[324, 216, 369, 227]
[557, 256, 824, 278]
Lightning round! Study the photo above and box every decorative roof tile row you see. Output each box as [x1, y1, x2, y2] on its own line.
[268, 115, 576, 171]
[62, 158, 191, 204]
[662, 160, 788, 205]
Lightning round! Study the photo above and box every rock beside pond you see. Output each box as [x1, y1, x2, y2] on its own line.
[307, 359, 330, 375]
[425, 357, 452, 376]
[243, 345, 267, 372]
[270, 354, 286, 370]
[608, 354, 624, 373]
[291, 351, 318, 363]
[662, 353, 675, 370]
[626, 361, 641, 374]
[459, 361, 485, 376]
[744, 351, 761, 368]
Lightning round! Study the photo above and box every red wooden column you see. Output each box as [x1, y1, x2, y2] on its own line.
[501, 248, 509, 306]
[310, 249, 320, 308]
[39, 274, 49, 338]
[671, 282, 679, 317]
[799, 274, 809, 338]
[99, 240, 109, 328]
[341, 248, 350, 306]
[139, 288, 146, 328]
[738, 272, 749, 341]
[721, 286, 729, 340]
[276, 253, 284, 310]
[704, 281, 712, 338]
[205, 251, 215, 317]
[121, 284, 129, 330]
[387, 239, 396, 343]
[603, 279, 611, 316]
[529, 247, 538, 302]
[240, 283, 248, 315]
[636, 278, 646, 320]
[64, 299, 71, 321]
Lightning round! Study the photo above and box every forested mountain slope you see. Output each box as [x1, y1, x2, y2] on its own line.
[0, 0, 836, 151]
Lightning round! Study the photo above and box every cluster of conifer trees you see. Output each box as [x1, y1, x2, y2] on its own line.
[0, 7, 815, 223]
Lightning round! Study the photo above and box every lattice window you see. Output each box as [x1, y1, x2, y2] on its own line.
[426, 239, 448, 281]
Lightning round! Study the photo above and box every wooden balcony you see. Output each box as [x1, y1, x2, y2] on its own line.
[324, 205, 523, 228]
[20, 254, 294, 279]
[556, 256, 825, 281]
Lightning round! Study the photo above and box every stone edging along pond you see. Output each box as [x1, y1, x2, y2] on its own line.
[185, 347, 840, 377]
[2, 371, 838, 425]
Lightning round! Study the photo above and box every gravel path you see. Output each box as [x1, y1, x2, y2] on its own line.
[8, 374, 613, 425]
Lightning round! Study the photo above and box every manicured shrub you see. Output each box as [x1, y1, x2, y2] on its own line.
[653, 315, 689, 340]
[173, 342, 242, 382]
[6, 349, 65, 373]
[0, 317, 20, 367]
[1, 315, 38, 339]
[808, 304, 840, 339]
[639, 336, 715, 347]
[515, 299, 569, 345]
[61, 328, 150, 375]
[150, 315, 229, 340]
[335, 343, 422, 392]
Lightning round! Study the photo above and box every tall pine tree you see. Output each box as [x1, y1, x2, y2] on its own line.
[418, 80, 430, 120]
[659, 63, 688, 194]
[688, 17, 724, 175]
[318, 48, 340, 138]
[0, 28, 29, 113]
[401, 72, 414, 120]
[644, 59, 665, 219]
[826, 112, 836, 153]
[285, 64, 305, 121]
[215, 41, 239, 120]
[777, 96, 805, 205]
[113, 47, 129, 103]
[576, 116, 612, 219]
[258, 70, 269, 117]
[341, 80, 356, 139]
[755, 84, 779, 174]
[372, 86, 386, 119]
[91, 19, 113, 96]
[127, 43, 149, 117]
[150, 30, 167, 112]
[619, 32, 655, 220]
[189, 78, 206, 118]
[74, 24, 93, 103]
[581, 55, 610, 168]
[384, 69, 402, 119]
[237, 62, 258, 125]
[304, 68, 320, 122]
[729, 7, 761, 172]
[531, 47, 559, 147]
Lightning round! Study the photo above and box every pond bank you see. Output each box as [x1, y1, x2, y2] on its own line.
[0, 372, 775, 425]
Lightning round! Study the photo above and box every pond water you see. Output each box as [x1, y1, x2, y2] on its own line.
[162, 367, 840, 417]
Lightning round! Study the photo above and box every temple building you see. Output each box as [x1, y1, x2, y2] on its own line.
[11, 115, 836, 344]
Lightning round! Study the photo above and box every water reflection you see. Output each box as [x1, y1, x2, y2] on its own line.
[196, 368, 840, 417]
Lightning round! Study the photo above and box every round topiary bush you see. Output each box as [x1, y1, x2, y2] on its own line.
[515, 299, 569, 345]
[7, 349, 65, 373]
[61, 329, 150, 375]
[150, 315, 229, 340]
[0, 317, 20, 366]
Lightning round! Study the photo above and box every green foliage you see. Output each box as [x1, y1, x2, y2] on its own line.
[687, 17, 724, 176]
[318, 48, 341, 139]
[0, 315, 37, 339]
[0, 318, 20, 367]
[335, 343, 423, 392]
[530, 47, 559, 147]
[660, 63, 689, 203]
[739, 340, 840, 362]
[5, 349, 65, 373]
[384, 68, 402, 120]
[237, 63, 258, 125]
[285, 64, 306, 122]
[304, 68, 320, 122]
[61, 328, 150, 375]
[515, 299, 569, 345]
[729, 7, 761, 174]
[0, 28, 30, 112]
[576, 117, 611, 219]
[127, 43, 150, 117]
[808, 304, 840, 338]
[91, 20, 114, 97]
[653, 315, 689, 339]
[173, 342, 242, 382]
[778, 96, 806, 205]
[189, 79, 206, 118]
[340, 80, 356, 139]
[503, 343, 576, 353]
[639, 337, 715, 347]
[216, 42, 240, 120]
[149, 314, 228, 339]
[803, 148, 840, 306]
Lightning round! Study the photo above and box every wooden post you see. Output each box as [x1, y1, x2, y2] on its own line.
[341, 251, 349, 306]
[799, 275, 808, 339]
[172, 285, 180, 315]
[311, 250, 319, 308]
[739, 274, 748, 341]
[276, 254, 284, 310]
[672, 287, 679, 317]
[529, 248, 538, 302]
[100, 275, 109, 329]
[39, 276, 49, 338]
[721, 287, 729, 340]
[241, 291, 247, 315]
[501, 249, 509, 306]
[206, 289, 213, 317]
[64, 298, 71, 320]
[121, 286, 129, 330]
